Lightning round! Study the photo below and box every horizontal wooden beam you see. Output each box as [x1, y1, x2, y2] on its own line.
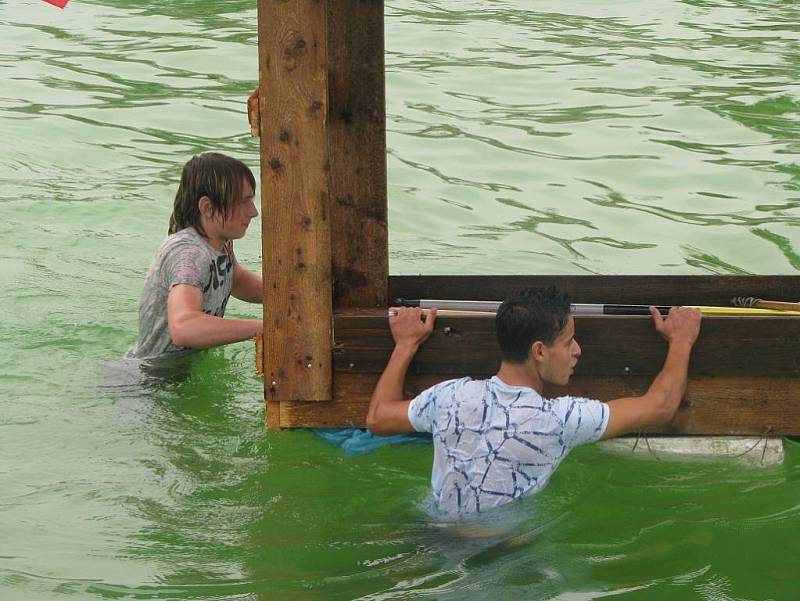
[275, 373, 800, 435]
[334, 312, 800, 377]
[260, 307, 800, 433]
[258, 274, 800, 431]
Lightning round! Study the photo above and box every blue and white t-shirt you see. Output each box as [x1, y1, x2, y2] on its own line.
[408, 376, 608, 516]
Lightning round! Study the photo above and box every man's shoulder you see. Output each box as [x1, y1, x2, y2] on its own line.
[484, 377, 547, 405]
[544, 394, 607, 422]
[429, 376, 550, 404]
[412, 376, 480, 409]
[408, 376, 487, 433]
[428, 376, 485, 397]
[547, 393, 604, 407]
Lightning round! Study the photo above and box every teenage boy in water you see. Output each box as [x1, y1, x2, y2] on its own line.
[127, 153, 263, 359]
[367, 287, 701, 516]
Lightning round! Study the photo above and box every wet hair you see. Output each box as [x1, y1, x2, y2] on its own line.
[495, 286, 571, 363]
[168, 152, 257, 236]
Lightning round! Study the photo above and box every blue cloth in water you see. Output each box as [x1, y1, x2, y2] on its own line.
[312, 428, 430, 455]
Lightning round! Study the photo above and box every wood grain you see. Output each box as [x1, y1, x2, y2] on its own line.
[259, 0, 332, 403]
[271, 373, 800, 434]
[327, 0, 388, 309]
[332, 313, 800, 377]
[262, 302, 800, 433]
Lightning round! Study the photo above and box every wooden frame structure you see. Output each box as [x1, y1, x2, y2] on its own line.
[254, 0, 800, 433]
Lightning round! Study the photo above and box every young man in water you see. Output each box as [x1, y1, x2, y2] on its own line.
[367, 287, 701, 516]
[127, 153, 263, 360]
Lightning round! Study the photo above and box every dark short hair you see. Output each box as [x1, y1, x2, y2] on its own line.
[168, 152, 257, 236]
[495, 286, 571, 363]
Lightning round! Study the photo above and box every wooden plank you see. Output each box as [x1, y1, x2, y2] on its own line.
[277, 373, 800, 435]
[270, 307, 800, 432]
[258, 0, 332, 403]
[390, 275, 800, 306]
[327, 0, 388, 309]
[333, 313, 800, 377]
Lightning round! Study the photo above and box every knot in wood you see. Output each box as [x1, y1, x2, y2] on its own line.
[284, 38, 307, 59]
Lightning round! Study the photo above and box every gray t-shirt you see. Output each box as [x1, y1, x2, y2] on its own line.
[127, 227, 236, 359]
[408, 376, 608, 516]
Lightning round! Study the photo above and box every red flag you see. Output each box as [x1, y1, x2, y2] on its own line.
[42, 0, 69, 7]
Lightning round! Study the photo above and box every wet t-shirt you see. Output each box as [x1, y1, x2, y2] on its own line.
[408, 376, 608, 516]
[127, 227, 236, 359]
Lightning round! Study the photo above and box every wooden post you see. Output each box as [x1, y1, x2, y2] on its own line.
[327, 0, 388, 309]
[253, 3, 800, 436]
[258, 0, 388, 428]
[259, 0, 332, 427]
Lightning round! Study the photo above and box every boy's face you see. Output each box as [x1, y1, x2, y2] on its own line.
[539, 316, 581, 386]
[217, 178, 258, 241]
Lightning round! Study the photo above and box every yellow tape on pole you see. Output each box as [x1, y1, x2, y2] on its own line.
[688, 306, 800, 316]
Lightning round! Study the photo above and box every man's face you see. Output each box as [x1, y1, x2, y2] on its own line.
[215, 179, 258, 241]
[540, 316, 581, 386]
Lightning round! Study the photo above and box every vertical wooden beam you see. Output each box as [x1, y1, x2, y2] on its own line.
[257, 0, 388, 427]
[258, 0, 333, 426]
[327, 0, 388, 309]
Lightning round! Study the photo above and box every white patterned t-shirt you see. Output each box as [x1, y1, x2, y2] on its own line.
[408, 376, 608, 516]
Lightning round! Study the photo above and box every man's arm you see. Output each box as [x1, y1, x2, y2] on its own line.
[231, 264, 263, 303]
[167, 284, 262, 349]
[366, 307, 437, 435]
[601, 306, 701, 440]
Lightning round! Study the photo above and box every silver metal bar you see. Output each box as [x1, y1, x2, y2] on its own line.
[416, 299, 608, 315]
[418, 299, 500, 312]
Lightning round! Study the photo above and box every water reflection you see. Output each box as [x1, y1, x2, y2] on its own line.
[386, 0, 799, 274]
[3, 0, 800, 598]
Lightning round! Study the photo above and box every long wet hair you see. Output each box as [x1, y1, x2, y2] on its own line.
[495, 286, 571, 363]
[168, 153, 257, 236]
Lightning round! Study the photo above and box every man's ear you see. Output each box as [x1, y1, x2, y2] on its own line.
[530, 340, 546, 363]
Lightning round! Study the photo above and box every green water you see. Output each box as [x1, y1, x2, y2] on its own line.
[2, 0, 799, 599]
